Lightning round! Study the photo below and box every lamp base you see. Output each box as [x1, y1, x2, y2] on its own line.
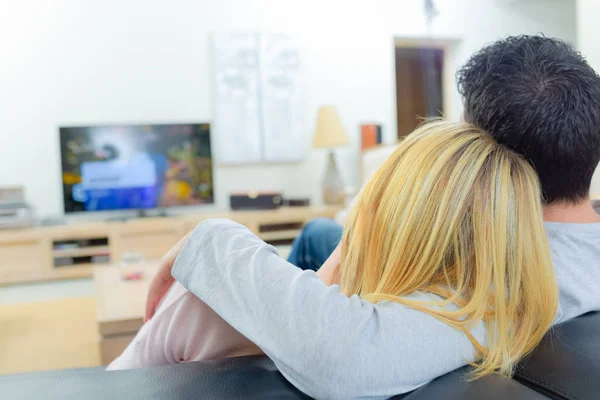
[322, 151, 345, 205]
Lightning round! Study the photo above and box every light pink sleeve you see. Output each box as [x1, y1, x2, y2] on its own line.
[107, 281, 263, 370]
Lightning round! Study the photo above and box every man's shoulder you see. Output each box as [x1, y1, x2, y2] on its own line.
[545, 222, 600, 324]
[545, 221, 600, 240]
[545, 222, 600, 268]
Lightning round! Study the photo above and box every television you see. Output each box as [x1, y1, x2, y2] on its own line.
[59, 123, 213, 213]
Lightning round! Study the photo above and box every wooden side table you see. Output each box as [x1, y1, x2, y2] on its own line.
[94, 264, 157, 365]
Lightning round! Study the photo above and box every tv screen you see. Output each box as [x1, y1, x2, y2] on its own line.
[59, 123, 213, 213]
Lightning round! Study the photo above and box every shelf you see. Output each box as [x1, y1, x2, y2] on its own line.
[53, 246, 110, 258]
[0, 206, 343, 285]
[54, 252, 110, 268]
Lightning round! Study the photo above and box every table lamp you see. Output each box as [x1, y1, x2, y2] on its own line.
[313, 106, 350, 205]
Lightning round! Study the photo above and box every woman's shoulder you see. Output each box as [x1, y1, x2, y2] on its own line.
[374, 291, 486, 343]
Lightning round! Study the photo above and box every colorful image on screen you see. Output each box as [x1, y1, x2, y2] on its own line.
[60, 124, 213, 213]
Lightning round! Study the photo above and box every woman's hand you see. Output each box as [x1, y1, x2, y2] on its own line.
[145, 233, 191, 322]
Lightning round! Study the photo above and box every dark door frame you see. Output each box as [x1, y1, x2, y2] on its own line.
[393, 37, 461, 138]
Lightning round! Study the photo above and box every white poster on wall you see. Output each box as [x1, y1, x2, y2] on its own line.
[259, 34, 306, 162]
[211, 33, 305, 165]
[211, 33, 263, 164]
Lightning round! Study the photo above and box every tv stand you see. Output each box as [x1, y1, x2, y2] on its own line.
[0, 206, 342, 285]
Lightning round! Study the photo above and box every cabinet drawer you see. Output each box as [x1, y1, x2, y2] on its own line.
[0, 239, 47, 283]
[116, 232, 181, 261]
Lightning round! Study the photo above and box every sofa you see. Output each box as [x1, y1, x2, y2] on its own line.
[2, 312, 599, 399]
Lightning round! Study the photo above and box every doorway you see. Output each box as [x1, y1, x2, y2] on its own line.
[394, 45, 445, 138]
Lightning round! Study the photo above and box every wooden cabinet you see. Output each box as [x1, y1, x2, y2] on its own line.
[47, 223, 112, 280]
[0, 232, 48, 284]
[0, 206, 341, 285]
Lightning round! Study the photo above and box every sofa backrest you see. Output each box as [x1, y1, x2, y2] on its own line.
[515, 311, 600, 399]
[393, 365, 547, 399]
[0, 357, 308, 400]
[4, 313, 600, 399]
[1, 356, 546, 400]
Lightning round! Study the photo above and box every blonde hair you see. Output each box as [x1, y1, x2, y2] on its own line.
[340, 120, 558, 378]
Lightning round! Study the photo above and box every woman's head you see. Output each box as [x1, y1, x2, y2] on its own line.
[339, 120, 558, 378]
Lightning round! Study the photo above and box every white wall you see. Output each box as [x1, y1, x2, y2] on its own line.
[577, 0, 600, 195]
[0, 0, 576, 217]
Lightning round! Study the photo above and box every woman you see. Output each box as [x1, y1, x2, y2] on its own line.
[109, 121, 558, 399]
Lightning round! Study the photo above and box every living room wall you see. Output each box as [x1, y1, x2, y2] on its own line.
[0, 0, 576, 217]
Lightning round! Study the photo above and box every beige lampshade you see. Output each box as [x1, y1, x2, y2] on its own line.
[312, 106, 350, 149]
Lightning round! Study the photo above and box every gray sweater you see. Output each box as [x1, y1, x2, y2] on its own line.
[172, 219, 600, 399]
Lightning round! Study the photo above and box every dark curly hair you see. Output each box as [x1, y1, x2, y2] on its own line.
[457, 35, 600, 204]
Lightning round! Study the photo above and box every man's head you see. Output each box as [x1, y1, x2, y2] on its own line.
[457, 35, 600, 204]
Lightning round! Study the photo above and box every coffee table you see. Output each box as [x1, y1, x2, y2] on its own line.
[94, 264, 158, 365]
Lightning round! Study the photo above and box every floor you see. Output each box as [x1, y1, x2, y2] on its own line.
[0, 296, 100, 375]
[0, 245, 292, 375]
[0, 278, 94, 306]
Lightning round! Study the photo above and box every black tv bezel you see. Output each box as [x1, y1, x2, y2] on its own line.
[58, 122, 214, 215]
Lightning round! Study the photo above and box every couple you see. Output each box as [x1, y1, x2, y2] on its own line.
[108, 35, 600, 399]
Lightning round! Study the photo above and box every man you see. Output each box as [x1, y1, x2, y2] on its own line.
[288, 35, 600, 323]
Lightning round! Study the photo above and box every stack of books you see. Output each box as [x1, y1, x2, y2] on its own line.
[360, 124, 383, 151]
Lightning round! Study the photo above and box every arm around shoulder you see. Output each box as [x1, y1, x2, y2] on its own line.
[171, 219, 476, 399]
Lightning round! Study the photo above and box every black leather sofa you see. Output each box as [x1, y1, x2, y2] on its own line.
[3, 312, 599, 399]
